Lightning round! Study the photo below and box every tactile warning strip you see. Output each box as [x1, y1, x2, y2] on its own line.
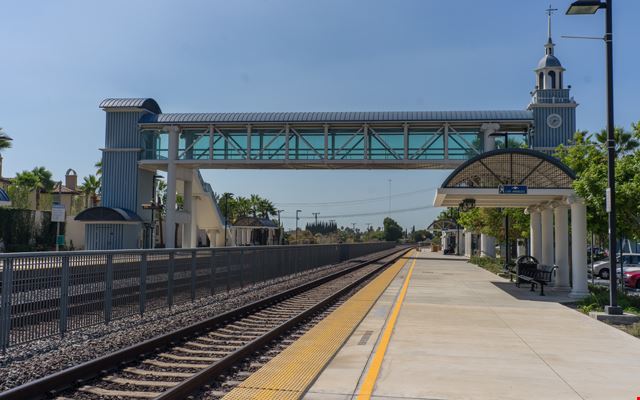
[222, 249, 414, 400]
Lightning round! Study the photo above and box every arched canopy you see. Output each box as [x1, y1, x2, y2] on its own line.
[442, 148, 575, 190]
[427, 219, 461, 232]
[75, 207, 142, 223]
[435, 149, 576, 208]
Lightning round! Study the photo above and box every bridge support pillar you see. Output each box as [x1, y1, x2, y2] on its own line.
[165, 126, 179, 249]
[553, 203, 570, 288]
[182, 178, 193, 248]
[207, 229, 217, 248]
[569, 197, 589, 298]
[541, 205, 554, 266]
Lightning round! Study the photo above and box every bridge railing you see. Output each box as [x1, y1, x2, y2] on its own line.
[0, 242, 395, 350]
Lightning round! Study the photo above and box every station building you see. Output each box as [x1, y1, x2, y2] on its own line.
[77, 23, 585, 296]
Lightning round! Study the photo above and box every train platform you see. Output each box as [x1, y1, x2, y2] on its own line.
[225, 249, 640, 400]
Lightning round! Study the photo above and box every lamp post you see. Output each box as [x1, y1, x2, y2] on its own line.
[277, 209, 284, 245]
[566, 0, 621, 314]
[224, 193, 233, 247]
[295, 209, 301, 243]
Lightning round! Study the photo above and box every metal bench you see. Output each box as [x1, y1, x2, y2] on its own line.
[509, 256, 557, 296]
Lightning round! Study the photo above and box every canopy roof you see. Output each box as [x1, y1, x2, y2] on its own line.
[427, 219, 461, 232]
[435, 149, 576, 208]
[75, 207, 142, 222]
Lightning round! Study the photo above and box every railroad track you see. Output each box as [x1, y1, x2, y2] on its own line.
[0, 246, 410, 400]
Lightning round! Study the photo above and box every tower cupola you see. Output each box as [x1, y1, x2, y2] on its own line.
[535, 6, 565, 90]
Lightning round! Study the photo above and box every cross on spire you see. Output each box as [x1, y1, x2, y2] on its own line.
[546, 4, 558, 41]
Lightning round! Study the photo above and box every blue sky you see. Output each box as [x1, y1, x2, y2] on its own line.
[1, 0, 639, 230]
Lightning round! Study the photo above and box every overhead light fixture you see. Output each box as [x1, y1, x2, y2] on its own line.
[566, 0, 605, 15]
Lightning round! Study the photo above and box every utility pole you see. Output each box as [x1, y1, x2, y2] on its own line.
[312, 212, 320, 225]
[277, 209, 284, 245]
[55, 181, 62, 251]
[295, 209, 302, 243]
[388, 179, 392, 213]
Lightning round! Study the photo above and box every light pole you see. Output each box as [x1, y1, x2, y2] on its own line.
[277, 209, 284, 245]
[224, 193, 233, 247]
[566, 0, 621, 314]
[295, 209, 301, 243]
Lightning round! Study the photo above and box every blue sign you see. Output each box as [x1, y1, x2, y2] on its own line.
[499, 185, 528, 194]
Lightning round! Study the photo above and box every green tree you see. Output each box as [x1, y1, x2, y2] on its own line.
[79, 175, 100, 207]
[0, 128, 12, 153]
[556, 124, 640, 240]
[383, 217, 403, 242]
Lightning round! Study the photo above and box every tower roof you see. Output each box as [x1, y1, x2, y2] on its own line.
[537, 53, 563, 69]
[536, 6, 563, 70]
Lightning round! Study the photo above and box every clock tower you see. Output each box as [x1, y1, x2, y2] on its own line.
[528, 7, 577, 152]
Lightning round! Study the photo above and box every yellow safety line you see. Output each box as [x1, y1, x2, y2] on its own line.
[222, 250, 415, 400]
[356, 257, 416, 400]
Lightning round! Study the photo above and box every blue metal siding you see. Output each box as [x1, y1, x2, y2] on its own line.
[531, 106, 576, 149]
[105, 112, 145, 148]
[101, 151, 139, 211]
[85, 224, 139, 250]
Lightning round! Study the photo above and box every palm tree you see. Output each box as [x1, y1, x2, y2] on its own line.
[257, 198, 276, 218]
[95, 160, 102, 177]
[0, 128, 12, 153]
[15, 167, 54, 210]
[235, 196, 252, 219]
[32, 166, 54, 210]
[79, 175, 100, 207]
[219, 192, 236, 222]
[595, 127, 640, 156]
[250, 194, 261, 217]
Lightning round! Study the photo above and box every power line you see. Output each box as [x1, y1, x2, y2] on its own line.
[274, 186, 439, 207]
[281, 204, 435, 219]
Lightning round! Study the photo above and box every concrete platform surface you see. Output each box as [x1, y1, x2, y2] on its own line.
[305, 250, 640, 400]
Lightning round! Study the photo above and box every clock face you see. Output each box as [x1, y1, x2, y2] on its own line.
[547, 113, 562, 129]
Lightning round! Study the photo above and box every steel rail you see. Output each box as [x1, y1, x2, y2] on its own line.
[0, 246, 410, 400]
[156, 247, 411, 400]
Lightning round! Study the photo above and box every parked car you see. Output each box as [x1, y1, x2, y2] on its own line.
[589, 253, 640, 280]
[623, 270, 640, 289]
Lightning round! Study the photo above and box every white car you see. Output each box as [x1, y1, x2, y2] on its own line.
[589, 253, 640, 280]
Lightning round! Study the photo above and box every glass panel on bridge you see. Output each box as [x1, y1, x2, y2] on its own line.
[408, 127, 444, 160]
[369, 127, 404, 160]
[330, 127, 364, 160]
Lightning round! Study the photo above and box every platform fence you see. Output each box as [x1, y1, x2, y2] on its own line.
[0, 242, 394, 350]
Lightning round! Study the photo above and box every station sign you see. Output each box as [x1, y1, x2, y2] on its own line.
[51, 203, 66, 222]
[498, 185, 528, 195]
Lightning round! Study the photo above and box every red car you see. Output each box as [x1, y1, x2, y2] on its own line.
[623, 270, 640, 289]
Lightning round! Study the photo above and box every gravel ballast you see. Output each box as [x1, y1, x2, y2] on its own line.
[0, 257, 368, 392]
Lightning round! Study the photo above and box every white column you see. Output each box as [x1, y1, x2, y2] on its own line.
[165, 126, 179, 249]
[480, 123, 500, 152]
[464, 231, 473, 257]
[480, 234, 495, 257]
[182, 178, 192, 248]
[569, 197, 589, 298]
[541, 205, 554, 266]
[207, 229, 216, 248]
[189, 195, 198, 248]
[527, 207, 542, 261]
[553, 204, 570, 288]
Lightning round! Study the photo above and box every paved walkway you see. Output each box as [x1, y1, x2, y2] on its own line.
[306, 250, 640, 400]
